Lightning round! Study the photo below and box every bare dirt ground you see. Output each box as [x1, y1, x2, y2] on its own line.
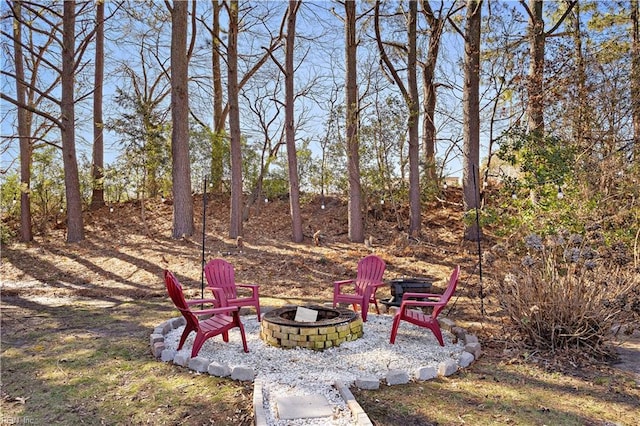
[2, 189, 638, 424]
[2, 190, 481, 313]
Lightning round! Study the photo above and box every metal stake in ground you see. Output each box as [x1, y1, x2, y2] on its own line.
[472, 164, 485, 316]
[201, 176, 207, 304]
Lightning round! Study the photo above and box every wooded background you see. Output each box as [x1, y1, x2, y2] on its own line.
[1, 0, 638, 246]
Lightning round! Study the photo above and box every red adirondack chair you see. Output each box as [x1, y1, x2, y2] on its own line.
[389, 265, 461, 346]
[204, 258, 261, 321]
[333, 254, 386, 322]
[164, 270, 248, 357]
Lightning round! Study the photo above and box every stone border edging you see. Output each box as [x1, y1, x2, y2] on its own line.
[150, 313, 482, 425]
[334, 380, 373, 426]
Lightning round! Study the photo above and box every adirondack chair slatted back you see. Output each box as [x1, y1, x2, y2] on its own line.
[164, 269, 250, 356]
[389, 265, 461, 346]
[333, 254, 386, 321]
[432, 266, 460, 318]
[204, 258, 262, 320]
[354, 255, 386, 295]
[204, 258, 237, 300]
[164, 270, 200, 347]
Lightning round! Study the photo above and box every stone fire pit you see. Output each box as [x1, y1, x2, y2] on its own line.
[260, 305, 363, 350]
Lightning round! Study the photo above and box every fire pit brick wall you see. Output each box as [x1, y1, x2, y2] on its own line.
[260, 318, 364, 350]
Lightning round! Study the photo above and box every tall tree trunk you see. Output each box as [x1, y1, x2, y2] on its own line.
[13, 1, 33, 242]
[285, 0, 303, 243]
[407, 0, 421, 237]
[462, 0, 482, 242]
[420, 0, 445, 185]
[61, 0, 84, 242]
[632, 0, 640, 159]
[211, 0, 225, 193]
[527, 0, 545, 137]
[345, 0, 363, 243]
[374, 0, 421, 236]
[170, 0, 194, 238]
[568, 0, 588, 148]
[228, 0, 243, 238]
[91, 0, 105, 209]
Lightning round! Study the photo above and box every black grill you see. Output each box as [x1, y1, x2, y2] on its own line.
[381, 277, 433, 307]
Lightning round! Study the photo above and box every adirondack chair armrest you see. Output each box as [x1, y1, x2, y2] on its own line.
[190, 306, 239, 316]
[401, 291, 442, 301]
[399, 299, 443, 311]
[236, 283, 259, 293]
[334, 279, 355, 288]
[185, 298, 218, 306]
[363, 281, 386, 296]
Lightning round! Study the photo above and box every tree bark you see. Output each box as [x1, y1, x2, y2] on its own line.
[374, 0, 421, 236]
[13, 0, 33, 242]
[420, 22, 441, 184]
[61, 0, 84, 242]
[462, 0, 482, 242]
[632, 0, 640, 159]
[211, 0, 225, 193]
[170, 0, 194, 238]
[285, 0, 303, 243]
[345, 0, 363, 243]
[91, 0, 105, 209]
[527, 0, 545, 137]
[419, 0, 452, 185]
[227, 0, 243, 238]
[407, 0, 421, 237]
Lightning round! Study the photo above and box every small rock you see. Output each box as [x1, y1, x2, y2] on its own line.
[464, 334, 479, 344]
[173, 352, 190, 367]
[150, 333, 164, 346]
[189, 356, 210, 373]
[157, 321, 172, 334]
[458, 351, 475, 368]
[439, 318, 456, 332]
[355, 375, 379, 390]
[170, 317, 185, 329]
[208, 362, 231, 377]
[161, 349, 177, 362]
[465, 342, 482, 359]
[415, 366, 438, 381]
[451, 326, 466, 340]
[438, 359, 458, 376]
[231, 366, 255, 381]
[151, 342, 165, 358]
[386, 369, 410, 385]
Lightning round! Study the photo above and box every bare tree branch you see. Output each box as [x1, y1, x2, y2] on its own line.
[0, 92, 62, 129]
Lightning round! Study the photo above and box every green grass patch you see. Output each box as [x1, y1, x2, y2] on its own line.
[353, 361, 639, 425]
[1, 300, 253, 425]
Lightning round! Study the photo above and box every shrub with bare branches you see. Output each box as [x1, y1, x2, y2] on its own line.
[492, 230, 639, 357]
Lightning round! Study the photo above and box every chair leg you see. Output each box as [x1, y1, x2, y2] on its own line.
[237, 319, 249, 353]
[178, 326, 193, 350]
[360, 304, 368, 322]
[389, 313, 402, 344]
[222, 331, 229, 342]
[255, 303, 261, 322]
[372, 298, 380, 314]
[429, 323, 445, 346]
[191, 333, 206, 357]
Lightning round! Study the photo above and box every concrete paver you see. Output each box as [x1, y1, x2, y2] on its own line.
[276, 394, 334, 420]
